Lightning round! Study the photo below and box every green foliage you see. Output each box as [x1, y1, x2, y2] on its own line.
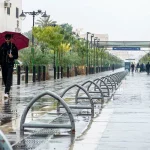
[60, 23, 73, 42]
[33, 26, 63, 49]
[139, 53, 150, 63]
[22, 22, 123, 69]
[35, 15, 57, 27]
[61, 52, 81, 68]
[19, 47, 53, 66]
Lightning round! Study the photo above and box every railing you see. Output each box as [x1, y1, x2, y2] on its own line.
[1, 64, 123, 85]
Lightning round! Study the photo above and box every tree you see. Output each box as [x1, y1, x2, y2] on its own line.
[33, 26, 63, 48]
[60, 23, 73, 42]
[58, 43, 71, 65]
[19, 47, 53, 66]
[35, 15, 57, 27]
[33, 26, 64, 67]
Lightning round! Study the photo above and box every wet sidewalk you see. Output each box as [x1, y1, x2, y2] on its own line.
[0, 68, 123, 149]
[72, 72, 150, 150]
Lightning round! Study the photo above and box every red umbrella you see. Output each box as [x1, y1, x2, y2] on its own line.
[0, 31, 29, 50]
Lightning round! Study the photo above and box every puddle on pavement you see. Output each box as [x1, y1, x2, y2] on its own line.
[0, 93, 100, 150]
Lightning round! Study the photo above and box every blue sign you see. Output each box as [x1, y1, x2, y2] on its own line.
[113, 47, 140, 51]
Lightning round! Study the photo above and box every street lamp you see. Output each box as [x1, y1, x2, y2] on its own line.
[86, 32, 91, 74]
[94, 37, 98, 73]
[96, 40, 100, 70]
[20, 10, 48, 46]
[88, 34, 94, 74]
[90, 34, 94, 65]
[91, 34, 94, 49]
[20, 10, 48, 66]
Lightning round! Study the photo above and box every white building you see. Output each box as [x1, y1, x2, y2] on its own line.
[0, 0, 22, 32]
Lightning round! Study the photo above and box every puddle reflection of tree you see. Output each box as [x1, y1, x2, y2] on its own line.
[1, 99, 12, 125]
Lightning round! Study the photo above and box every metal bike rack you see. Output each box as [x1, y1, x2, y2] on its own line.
[0, 130, 12, 150]
[75, 80, 104, 105]
[115, 72, 123, 83]
[2, 70, 129, 150]
[110, 74, 120, 84]
[105, 75, 118, 90]
[100, 76, 114, 92]
[93, 78, 110, 98]
[114, 71, 128, 83]
[20, 91, 75, 135]
[59, 84, 94, 118]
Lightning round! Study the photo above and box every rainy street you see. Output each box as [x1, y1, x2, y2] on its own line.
[0, 68, 150, 149]
[73, 72, 150, 150]
[0, 69, 121, 149]
[1, 0, 150, 149]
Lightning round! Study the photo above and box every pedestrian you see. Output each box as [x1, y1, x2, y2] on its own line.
[131, 62, 135, 74]
[146, 62, 150, 75]
[135, 63, 140, 72]
[112, 64, 115, 72]
[140, 63, 144, 72]
[0, 34, 18, 98]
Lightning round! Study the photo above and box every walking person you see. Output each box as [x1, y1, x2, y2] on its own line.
[0, 34, 18, 98]
[135, 63, 140, 72]
[146, 62, 150, 75]
[112, 64, 115, 72]
[131, 63, 135, 74]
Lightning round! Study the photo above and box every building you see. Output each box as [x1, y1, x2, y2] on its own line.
[0, 0, 22, 32]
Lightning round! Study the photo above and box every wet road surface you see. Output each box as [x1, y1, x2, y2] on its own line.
[0, 69, 122, 149]
[73, 72, 150, 150]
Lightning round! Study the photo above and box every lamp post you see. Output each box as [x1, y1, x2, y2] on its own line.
[96, 40, 100, 67]
[86, 32, 91, 74]
[88, 34, 94, 74]
[90, 34, 94, 66]
[20, 10, 48, 46]
[20, 10, 48, 66]
[94, 37, 98, 73]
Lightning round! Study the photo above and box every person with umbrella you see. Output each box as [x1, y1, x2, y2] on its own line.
[0, 34, 18, 98]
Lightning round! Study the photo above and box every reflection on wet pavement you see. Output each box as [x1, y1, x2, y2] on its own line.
[73, 72, 150, 150]
[0, 69, 123, 149]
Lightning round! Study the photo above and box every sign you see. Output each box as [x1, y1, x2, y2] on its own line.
[125, 59, 135, 60]
[113, 47, 140, 51]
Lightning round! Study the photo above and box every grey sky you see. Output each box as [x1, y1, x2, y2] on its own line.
[22, 0, 150, 41]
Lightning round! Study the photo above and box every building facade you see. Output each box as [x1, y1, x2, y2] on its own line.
[0, 0, 22, 32]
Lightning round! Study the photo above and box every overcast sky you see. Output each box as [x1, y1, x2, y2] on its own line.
[22, 0, 150, 41]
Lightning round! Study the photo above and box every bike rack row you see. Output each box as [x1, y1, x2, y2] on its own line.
[1, 71, 128, 150]
[20, 70, 127, 134]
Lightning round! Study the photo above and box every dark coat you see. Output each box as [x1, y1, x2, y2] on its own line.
[0, 42, 18, 66]
[146, 63, 150, 70]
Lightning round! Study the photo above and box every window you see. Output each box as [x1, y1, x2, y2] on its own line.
[16, 7, 19, 18]
[7, 7, 10, 15]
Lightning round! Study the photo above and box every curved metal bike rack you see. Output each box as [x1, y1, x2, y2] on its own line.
[111, 74, 120, 84]
[60, 84, 94, 118]
[4, 70, 129, 149]
[75, 80, 104, 105]
[20, 91, 75, 135]
[93, 78, 110, 97]
[106, 75, 118, 90]
[115, 71, 128, 82]
[100, 76, 114, 92]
